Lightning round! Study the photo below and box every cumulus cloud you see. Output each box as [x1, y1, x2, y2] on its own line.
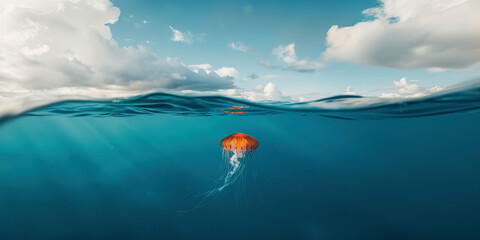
[380, 78, 443, 98]
[228, 42, 250, 52]
[242, 83, 291, 102]
[265, 43, 323, 72]
[323, 0, 480, 70]
[214, 67, 239, 79]
[0, 0, 234, 115]
[0, 1, 233, 91]
[188, 64, 239, 79]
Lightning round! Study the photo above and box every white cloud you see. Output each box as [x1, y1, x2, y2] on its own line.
[344, 86, 357, 95]
[228, 42, 249, 52]
[242, 82, 291, 102]
[188, 64, 213, 73]
[169, 26, 195, 44]
[188, 64, 238, 79]
[0, 0, 234, 115]
[323, 0, 480, 70]
[380, 78, 443, 98]
[214, 67, 239, 79]
[267, 43, 323, 72]
[20, 44, 50, 56]
[273, 43, 298, 64]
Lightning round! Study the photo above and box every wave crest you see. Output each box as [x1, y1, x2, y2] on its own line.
[2, 83, 480, 123]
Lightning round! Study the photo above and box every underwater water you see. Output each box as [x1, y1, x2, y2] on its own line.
[1, 86, 480, 240]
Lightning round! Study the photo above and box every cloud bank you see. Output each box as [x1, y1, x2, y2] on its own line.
[380, 78, 443, 98]
[323, 0, 480, 70]
[0, 0, 236, 115]
[0, 0, 233, 91]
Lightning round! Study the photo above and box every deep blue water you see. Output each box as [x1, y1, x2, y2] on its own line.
[1, 86, 480, 239]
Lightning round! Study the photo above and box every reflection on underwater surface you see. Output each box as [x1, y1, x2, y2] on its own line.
[1, 86, 480, 239]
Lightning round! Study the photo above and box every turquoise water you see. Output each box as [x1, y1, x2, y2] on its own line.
[1, 86, 480, 239]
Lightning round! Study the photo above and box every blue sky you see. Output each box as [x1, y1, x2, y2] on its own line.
[0, 0, 479, 114]
[109, 0, 480, 97]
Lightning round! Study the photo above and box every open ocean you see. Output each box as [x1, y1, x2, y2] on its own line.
[1, 84, 480, 240]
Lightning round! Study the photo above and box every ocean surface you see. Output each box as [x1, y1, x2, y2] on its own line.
[1, 85, 480, 240]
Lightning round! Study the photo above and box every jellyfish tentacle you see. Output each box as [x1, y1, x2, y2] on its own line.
[180, 133, 258, 211]
[218, 150, 241, 191]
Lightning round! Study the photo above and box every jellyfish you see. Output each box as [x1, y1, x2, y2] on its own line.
[184, 133, 259, 211]
[217, 133, 259, 191]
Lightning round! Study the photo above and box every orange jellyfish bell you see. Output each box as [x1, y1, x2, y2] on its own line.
[196, 133, 259, 196]
[220, 133, 259, 155]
